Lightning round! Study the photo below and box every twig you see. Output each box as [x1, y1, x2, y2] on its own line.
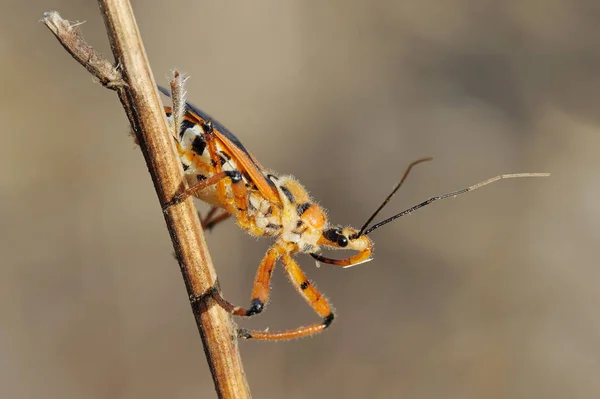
[41, 11, 126, 89]
[42, 4, 251, 398]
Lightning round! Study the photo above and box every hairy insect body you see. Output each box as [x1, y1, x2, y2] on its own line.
[160, 80, 547, 341]
[269, 175, 327, 254]
[175, 117, 326, 253]
[161, 88, 375, 340]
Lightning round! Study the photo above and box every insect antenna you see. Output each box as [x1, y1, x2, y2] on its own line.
[362, 172, 550, 236]
[353, 157, 433, 238]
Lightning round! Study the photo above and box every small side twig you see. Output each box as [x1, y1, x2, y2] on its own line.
[42, 11, 126, 89]
[42, 3, 251, 398]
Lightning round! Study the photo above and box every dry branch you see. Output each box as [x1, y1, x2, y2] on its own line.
[42, 4, 250, 398]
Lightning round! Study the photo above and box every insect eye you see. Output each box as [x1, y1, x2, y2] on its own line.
[337, 235, 348, 247]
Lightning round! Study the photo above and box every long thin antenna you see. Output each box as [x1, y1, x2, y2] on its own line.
[354, 157, 433, 238]
[363, 172, 550, 236]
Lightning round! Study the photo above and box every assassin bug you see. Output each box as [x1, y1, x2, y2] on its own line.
[160, 74, 548, 341]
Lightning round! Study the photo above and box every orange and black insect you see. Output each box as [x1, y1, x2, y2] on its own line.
[159, 75, 548, 341]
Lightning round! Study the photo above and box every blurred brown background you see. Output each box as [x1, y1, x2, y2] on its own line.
[1, 0, 598, 398]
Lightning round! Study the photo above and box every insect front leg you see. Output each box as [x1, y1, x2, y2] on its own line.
[198, 246, 279, 317]
[238, 253, 335, 341]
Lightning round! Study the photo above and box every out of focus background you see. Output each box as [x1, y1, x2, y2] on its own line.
[2, 1, 598, 398]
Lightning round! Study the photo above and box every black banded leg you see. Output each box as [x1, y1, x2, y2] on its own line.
[194, 246, 279, 318]
[238, 253, 335, 341]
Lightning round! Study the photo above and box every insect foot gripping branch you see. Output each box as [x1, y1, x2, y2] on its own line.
[159, 73, 549, 341]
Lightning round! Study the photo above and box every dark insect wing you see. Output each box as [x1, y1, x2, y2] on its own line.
[158, 86, 248, 157]
[158, 86, 281, 204]
[158, 86, 251, 154]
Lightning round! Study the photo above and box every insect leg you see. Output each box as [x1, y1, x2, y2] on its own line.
[204, 246, 279, 316]
[199, 206, 231, 231]
[201, 120, 229, 203]
[203, 212, 231, 230]
[213, 171, 252, 225]
[238, 254, 335, 341]
[163, 170, 243, 209]
[194, 120, 251, 221]
[199, 206, 219, 226]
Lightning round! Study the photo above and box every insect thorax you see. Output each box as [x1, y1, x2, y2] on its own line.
[267, 175, 327, 253]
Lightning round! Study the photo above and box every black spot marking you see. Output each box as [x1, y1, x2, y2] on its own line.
[180, 119, 197, 139]
[191, 135, 206, 156]
[300, 281, 309, 290]
[182, 163, 190, 171]
[296, 220, 303, 228]
[297, 202, 311, 216]
[280, 185, 295, 203]
[165, 111, 172, 117]
[266, 223, 282, 230]
[201, 120, 214, 135]
[246, 298, 264, 316]
[225, 170, 242, 183]
[265, 206, 273, 217]
[196, 174, 207, 181]
[217, 151, 230, 166]
[323, 313, 335, 328]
